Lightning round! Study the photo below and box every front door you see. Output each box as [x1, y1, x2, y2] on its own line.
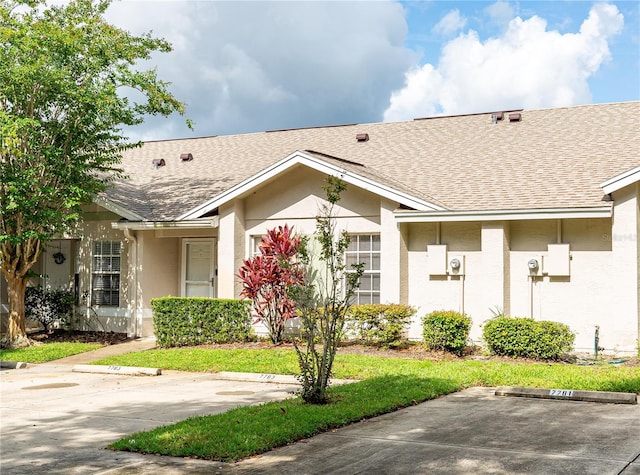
[182, 239, 216, 298]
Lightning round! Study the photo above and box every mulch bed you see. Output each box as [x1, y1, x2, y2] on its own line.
[25, 331, 640, 367]
[30, 330, 131, 346]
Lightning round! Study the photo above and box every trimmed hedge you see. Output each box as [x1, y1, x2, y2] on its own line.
[344, 304, 415, 348]
[422, 310, 471, 355]
[151, 298, 253, 348]
[482, 316, 575, 360]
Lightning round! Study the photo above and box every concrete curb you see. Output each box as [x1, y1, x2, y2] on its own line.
[0, 361, 28, 369]
[495, 386, 637, 404]
[214, 371, 356, 386]
[72, 364, 161, 376]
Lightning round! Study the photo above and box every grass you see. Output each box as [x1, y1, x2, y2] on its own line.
[103, 347, 640, 462]
[0, 342, 102, 363]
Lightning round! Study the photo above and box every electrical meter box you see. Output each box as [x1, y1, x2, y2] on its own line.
[427, 244, 448, 276]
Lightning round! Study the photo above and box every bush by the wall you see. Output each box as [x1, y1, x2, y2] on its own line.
[422, 310, 472, 355]
[345, 304, 415, 348]
[151, 297, 253, 348]
[482, 316, 575, 360]
[25, 287, 75, 332]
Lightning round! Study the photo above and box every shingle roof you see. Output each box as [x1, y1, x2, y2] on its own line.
[105, 101, 640, 221]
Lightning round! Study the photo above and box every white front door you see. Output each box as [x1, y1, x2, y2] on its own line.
[182, 239, 216, 298]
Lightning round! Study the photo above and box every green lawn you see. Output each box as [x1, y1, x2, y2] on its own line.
[102, 347, 640, 462]
[0, 342, 102, 363]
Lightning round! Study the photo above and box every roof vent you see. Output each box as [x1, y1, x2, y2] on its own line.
[152, 158, 166, 169]
[491, 112, 504, 124]
[356, 133, 369, 142]
[509, 113, 522, 122]
[180, 153, 193, 162]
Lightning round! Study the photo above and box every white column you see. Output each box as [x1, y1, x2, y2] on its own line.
[380, 200, 401, 303]
[481, 222, 510, 316]
[217, 200, 246, 298]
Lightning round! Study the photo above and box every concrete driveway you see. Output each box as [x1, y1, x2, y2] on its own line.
[1, 363, 639, 475]
[0, 363, 299, 474]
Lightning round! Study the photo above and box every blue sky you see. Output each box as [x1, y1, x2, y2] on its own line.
[105, 1, 639, 141]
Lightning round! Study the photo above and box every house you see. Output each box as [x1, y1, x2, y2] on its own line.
[1, 101, 638, 354]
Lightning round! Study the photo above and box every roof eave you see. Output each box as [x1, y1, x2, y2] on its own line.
[178, 151, 443, 220]
[601, 166, 640, 195]
[112, 217, 219, 230]
[394, 206, 613, 223]
[94, 196, 145, 221]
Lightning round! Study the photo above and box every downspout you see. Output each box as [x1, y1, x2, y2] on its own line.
[123, 228, 139, 338]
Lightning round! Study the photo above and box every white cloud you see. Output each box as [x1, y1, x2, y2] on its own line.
[484, 1, 515, 27]
[432, 9, 467, 36]
[106, 1, 415, 140]
[384, 3, 624, 121]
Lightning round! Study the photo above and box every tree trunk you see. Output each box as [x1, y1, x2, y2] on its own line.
[6, 274, 27, 341]
[1, 237, 42, 345]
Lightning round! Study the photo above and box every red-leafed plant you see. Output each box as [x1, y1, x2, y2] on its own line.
[238, 225, 303, 344]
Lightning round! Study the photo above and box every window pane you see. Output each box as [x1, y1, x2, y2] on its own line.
[372, 254, 380, 270]
[360, 236, 371, 251]
[371, 274, 380, 291]
[371, 235, 381, 251]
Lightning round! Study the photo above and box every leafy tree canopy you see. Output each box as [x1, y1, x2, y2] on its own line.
[0, 0, 188, 343]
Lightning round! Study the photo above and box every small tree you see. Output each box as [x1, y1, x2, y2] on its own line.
[238, 225, 303, 344]
[290, 177, 364, 404]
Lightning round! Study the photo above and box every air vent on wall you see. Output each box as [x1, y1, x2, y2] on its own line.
[180, 153, 193, 162]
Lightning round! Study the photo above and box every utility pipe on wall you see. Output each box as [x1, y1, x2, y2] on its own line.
[123, 227, 139, 338]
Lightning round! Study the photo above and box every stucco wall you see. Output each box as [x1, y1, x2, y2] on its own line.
[406, 211, 638, 354]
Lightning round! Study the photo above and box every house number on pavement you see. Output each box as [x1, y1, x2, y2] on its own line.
[259, 374, 275, 380]
[549, 389, 574, 397]
[108, 366, 122, 371]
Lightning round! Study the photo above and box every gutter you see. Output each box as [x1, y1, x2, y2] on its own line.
[122, 227, 139, 338]
[394, 206, 613, 223]
[112, 217, 219, 231]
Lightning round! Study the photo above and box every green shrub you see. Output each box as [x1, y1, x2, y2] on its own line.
[25, 287, 75, 333]
[422, 310, 471, 355]
[482, 316, 575, 360]
[345, 304, 415, 348]
[151, 298, 253, 348]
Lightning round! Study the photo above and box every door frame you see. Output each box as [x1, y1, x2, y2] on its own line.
[181, 238, 217, 298]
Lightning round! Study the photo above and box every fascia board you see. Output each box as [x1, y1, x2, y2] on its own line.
[94, 196, 145, 221]
[601, 166, 640, 195]
[112, 218, 219, 230]
[178, 151, 441, 220]
[394, 206, 613, 223]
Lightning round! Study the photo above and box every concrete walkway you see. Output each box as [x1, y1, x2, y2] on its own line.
[51, 336, 159, 364]
[1, 340, 639, 474]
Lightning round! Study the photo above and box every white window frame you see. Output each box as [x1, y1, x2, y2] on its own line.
[91, 240, 121, 307]
[345, 234, 381, 305]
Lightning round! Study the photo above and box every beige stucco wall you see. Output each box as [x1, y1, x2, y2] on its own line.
[406, 207, 638, 354]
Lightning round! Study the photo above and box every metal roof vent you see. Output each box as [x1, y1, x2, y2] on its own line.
[509, 113, 522, 122]
[152, 158, 166, 169]
[180, 153, 193, 162]
[491, 112, 504, 124]
[356, 133, 369, 142]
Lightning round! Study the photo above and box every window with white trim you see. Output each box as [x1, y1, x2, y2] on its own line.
[345, 234, 380, 304]
[91, 241, 121, 306]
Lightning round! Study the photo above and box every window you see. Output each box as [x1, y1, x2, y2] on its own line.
[91, 241, 121, 306]
[345, 234, 380, 304]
